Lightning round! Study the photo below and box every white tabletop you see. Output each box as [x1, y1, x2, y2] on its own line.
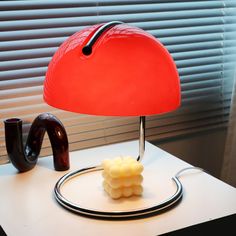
[0, 141, 236, 236]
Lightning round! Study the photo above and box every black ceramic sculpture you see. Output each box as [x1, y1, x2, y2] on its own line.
[4, 113, 69, 172]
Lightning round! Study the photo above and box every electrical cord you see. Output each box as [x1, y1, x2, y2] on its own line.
[175, 166, 204, 178]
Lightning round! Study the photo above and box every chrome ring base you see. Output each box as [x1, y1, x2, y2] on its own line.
[54, 166, 183, 219]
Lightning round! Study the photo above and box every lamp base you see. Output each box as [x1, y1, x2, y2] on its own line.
[54, 165, 183, 219]
[53, 117, 190, 219]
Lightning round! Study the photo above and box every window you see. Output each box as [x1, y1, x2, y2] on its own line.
[1, 0, 236, 163]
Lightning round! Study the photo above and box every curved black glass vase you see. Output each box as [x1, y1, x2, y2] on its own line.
[4, 113, 70, 172]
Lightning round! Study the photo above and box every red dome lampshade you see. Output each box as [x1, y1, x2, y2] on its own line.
[44, 22, 181, 116]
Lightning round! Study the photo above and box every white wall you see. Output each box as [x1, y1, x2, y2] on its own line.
[152, 129, 227, 178]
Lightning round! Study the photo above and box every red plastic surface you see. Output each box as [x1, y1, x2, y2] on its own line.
[44, 23, 181, 116]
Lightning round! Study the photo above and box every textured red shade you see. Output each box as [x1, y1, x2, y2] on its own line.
[44, 23, 181, 116]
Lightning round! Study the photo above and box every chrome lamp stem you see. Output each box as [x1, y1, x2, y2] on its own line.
[137, 116, 145, 162]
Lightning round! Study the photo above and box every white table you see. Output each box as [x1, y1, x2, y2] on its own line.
[0, 141, 236, 236]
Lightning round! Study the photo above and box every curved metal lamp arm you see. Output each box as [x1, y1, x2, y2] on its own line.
[4, 113, 69, 172]
[82, 21, 123, 55]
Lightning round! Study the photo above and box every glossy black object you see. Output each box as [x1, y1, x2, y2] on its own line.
[4, 113, 70, 172]
[82, 21, 123, 55]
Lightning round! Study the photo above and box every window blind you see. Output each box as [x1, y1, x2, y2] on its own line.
[1, 0, 236, 164]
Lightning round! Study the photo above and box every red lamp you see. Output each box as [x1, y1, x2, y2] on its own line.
[44, 21, 181, 161]
[44, 22, 182, 218]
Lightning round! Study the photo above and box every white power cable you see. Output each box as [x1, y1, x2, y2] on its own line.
[175, 166, 204, 179]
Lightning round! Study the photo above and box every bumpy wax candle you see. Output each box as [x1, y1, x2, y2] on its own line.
[101, 156, 144, 199]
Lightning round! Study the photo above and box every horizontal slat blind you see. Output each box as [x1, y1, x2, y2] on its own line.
[1, 0, 236, 164]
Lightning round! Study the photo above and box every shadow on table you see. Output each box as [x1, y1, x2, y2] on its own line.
[160, 214, 236, 236]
